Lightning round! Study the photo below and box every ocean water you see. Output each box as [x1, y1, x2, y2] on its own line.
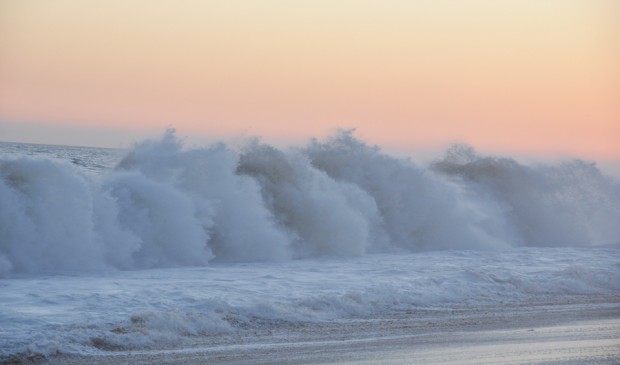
[1, 131, 619, 359]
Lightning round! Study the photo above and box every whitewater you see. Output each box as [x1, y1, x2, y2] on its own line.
[1, 130, 619, 363]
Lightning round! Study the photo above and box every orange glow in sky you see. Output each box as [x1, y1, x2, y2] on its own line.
[0, 0, 618, 159]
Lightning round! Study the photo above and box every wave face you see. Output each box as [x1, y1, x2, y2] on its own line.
[1, 130, 619, 276]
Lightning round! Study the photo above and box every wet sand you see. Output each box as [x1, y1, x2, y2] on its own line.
[32, 302, 620, 364]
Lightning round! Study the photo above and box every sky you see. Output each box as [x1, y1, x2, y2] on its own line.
[0, 1, 618, 163]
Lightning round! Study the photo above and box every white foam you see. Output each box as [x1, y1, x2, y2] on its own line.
[1, 248, 618, 358]
[0, 129, 619, 276]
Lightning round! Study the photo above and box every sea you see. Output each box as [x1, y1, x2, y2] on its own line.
[1, 131, 619, 361]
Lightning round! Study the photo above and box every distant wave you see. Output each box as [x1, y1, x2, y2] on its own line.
[1, 129, 619, 276]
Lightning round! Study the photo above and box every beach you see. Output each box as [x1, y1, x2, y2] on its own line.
[37, 302, 620, 364]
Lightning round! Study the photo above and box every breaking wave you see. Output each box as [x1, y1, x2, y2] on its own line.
[1, 129, 619, 276]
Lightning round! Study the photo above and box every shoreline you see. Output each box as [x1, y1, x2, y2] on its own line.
[31, 301, 620, 365]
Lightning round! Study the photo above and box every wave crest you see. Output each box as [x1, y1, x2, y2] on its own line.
[1, 129, 618, 276]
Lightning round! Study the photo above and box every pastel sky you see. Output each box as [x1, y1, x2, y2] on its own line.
[0, 0, 618, 161]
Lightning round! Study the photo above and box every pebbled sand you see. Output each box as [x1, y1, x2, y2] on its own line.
[33, 302, 620, 365]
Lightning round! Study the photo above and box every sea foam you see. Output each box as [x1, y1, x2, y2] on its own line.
[1, 129, 619, 276]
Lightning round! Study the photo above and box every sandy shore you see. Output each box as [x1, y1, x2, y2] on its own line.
[25, 302, 620, 364]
